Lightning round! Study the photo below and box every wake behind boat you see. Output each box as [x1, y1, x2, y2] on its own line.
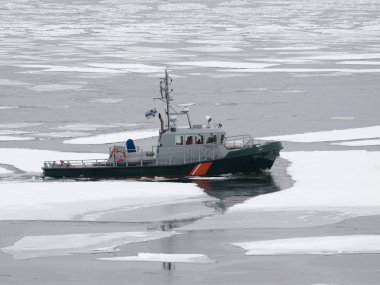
[42, 70, 282, 179]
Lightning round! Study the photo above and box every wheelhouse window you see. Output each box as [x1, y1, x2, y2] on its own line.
[206, 134, 217, 144]
[195, 134, 204, 144]
[220, 134, 225, 144]
[175, 135, 184, 146]
[185, 135, 193, 145]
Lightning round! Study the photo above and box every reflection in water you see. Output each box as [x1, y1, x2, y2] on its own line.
[162, 262, 175, 271]
[190, 173, 281, 212]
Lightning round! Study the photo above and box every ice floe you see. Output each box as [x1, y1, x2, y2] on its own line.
[19, 65, 124, 74]
[338, 61, 380, 65]
[2, 231, 174, 260]
[0, 123, 42, 129]
[0, 181, 211, 221]
[29, 84, 82, 92]
[169, 61, 277, 69]
[333, 139, 380, 147]
[259, 126, 380, 143]
[98, 253, 215, 263]
[32, 131, 89, 138]
[0, 166, 11, 174]
[0, 106, 18, 110]
[181, 150, 380, 230]
[89, 98, 124, 104]
[218, 68, 380, 73]
[232, 235, 380, 255]
[64, 129, 159, 144]
[86, 63, 164, 73]
[0, 148, 106, 172]
[0, 136, 35, 141]
[230, 151, 380, 211]
[53, 123, 128, 131]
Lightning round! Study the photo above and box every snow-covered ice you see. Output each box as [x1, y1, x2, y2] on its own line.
[2, 231, 174, 260]
[0, 181, 210, 221]
[0, 136, 35, 141]
[0, 167, 11, 174]
[259, 126, 380, 143]
[169, 61, 277, 69]
[0, 148, 106, 173]
[181, 150, 380, 230]
[89, 98, 124, 104]
[230, 151, 380, 211]
[98, 253, 215, 263]
[333, 139, 380, 147]
[64, 129, 159, 144]
[232, 235, 380, 255]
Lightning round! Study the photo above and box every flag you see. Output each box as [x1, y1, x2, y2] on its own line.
[145, 108, 157, 119]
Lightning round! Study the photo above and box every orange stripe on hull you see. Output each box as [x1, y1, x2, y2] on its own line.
[189, 162, 213, 176]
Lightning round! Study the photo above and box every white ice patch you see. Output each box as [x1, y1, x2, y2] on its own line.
[338, 61, 380, 65]
[231, 151, 380, 211]
[0, 123, 42, 129]
[19, 65, 124, 74]
[218, 68, 380, 73]
[0, 181, 208, 221]
[169, 61, 277, 69]
[0, 136, 35, 141]
[259, 126, 380, 143]
[181, 150, 380, 230]
[232, 235, 380, 256]
[98, 253, 215, 263]
[0, 167, 11, 174]
[333, 139, 380, 147]
[86, 63, 164, 73]
[29, 84, 82, 92]
[180, 46, 243, 53]
[2, 231, 174, 260]
[32, 131, 89, 138]
[329, 117, 355, 120]
[53, 123, 133, 131]
[64, 129, 159, 144]
[0, 148, 106, 172]
[0, 106, 18, 110]
[89, 98, 124, 104]
[0, 79, 28, 86]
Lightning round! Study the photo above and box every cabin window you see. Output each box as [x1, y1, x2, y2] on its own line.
[195, 134, 204, 144]
[175, 135, 184, 146]
[220, 134, 225, 144]
[206, 134, 217, 144]
[185, 135, 193, 145]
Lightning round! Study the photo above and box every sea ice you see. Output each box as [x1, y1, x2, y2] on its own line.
[259, 125, 380, 143]
[232, 235, 380, 255]
[0, 180, 209, 221]
[89, 98, 124, 104]
[0, 136, 35, 141]
[29, 84, 82, 92]
[169, 61, 277, 69]
[64, 129, 159, 144]
[0, 106, 18, 110]
[181, 150, 380, 230]
[0, 167, 11, 174]
[2, 231, 174, 260]
[332, 139, 380, 147]
[98, 253, 215, 263]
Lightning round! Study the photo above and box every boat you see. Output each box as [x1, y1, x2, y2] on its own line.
[42, 70, 283, 179]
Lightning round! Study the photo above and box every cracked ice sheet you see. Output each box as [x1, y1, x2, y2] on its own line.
[98, 253, 215, 263]
[0, 148, 106, 173]
[1, 231, 174, 260]
[181, 151, 380, 230]
[64, 129, 159, 144]
[0, 181, 212, 221]
[259, 125, 380, 143]
[333, 139, 380, 147]
[232, 235, 380, 256]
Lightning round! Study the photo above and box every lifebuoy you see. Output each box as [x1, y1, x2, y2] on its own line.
[112, 148, 127, 163]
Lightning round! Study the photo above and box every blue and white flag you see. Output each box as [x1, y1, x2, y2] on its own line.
[145, 108, 157, 119]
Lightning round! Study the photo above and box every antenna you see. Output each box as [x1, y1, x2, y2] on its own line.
[159, 69, 173, 130]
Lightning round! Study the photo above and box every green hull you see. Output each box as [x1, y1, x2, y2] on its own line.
[43, 141, 282, 179]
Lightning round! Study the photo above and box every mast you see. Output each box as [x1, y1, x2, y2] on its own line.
[160, 69, 172, 130]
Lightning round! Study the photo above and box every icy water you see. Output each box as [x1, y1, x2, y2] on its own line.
[1, 0, 380, 284]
